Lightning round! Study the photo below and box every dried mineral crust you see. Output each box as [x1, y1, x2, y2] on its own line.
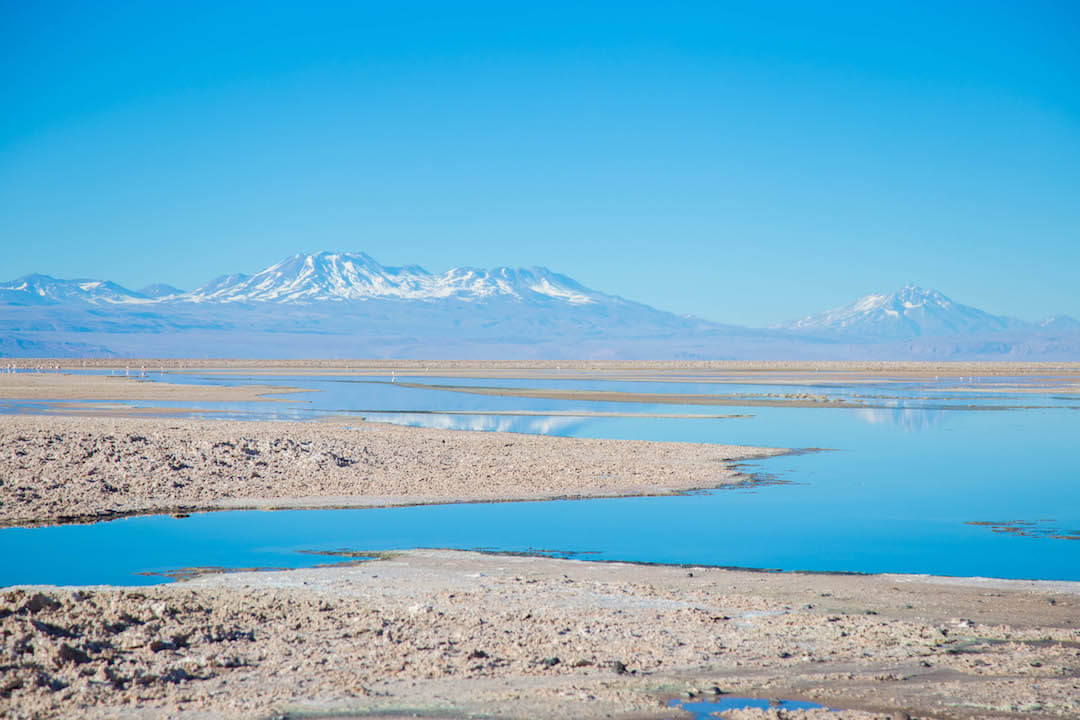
[2, 550, 1078, 720]
[0, 414, 783, 527]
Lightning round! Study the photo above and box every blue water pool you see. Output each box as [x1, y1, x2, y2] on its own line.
[1, 371, 1077, 586]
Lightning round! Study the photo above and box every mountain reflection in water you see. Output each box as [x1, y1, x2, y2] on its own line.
[359, 412, 586, 435]
[855, 406, 946, 432]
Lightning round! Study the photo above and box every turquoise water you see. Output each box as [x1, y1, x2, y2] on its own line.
[1, 372, 1077, 586]
[670, 697, 829, 716]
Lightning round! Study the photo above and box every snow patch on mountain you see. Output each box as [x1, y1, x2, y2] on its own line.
[780, 285, 1024, 338]
[0, 252, 620, 310]
[2, 259, 1078, 359]
[0, 274, 149, 305]
[180, 252, 603, 306]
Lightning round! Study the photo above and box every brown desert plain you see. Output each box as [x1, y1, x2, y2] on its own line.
[1, 361, 1079, 720]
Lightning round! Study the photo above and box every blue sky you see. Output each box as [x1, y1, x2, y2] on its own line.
[2, 1, 1078, 325]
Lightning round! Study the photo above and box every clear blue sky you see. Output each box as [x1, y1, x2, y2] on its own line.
[2, 1, 1078, 325]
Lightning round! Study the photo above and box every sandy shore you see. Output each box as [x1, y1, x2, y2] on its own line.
[0, 373, 306, 403]
[0, 414, 783, 527]
[3, 549, 1078, 720]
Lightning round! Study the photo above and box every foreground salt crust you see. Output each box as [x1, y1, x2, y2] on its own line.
[2, 550, 1078, 720]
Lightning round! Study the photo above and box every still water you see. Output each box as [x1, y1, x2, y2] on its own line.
[2, 372, 1077, 585]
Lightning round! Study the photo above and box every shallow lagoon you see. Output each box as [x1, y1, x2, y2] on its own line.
[2, 372, 1078, 585]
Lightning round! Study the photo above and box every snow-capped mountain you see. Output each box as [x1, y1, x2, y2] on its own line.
[0, 251, 715, 358]
[781, 285, 1025, 338]
[183, 252, 605, 305]
[0, 252, 613, 308]
[0, 274, 150, 306]
[1, 259, 1077, 359]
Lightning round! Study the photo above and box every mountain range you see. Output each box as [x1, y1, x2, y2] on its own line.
[1, 251, 1077, 359]
[779, 285, 1033, 337]
[0, 252, 633, 308]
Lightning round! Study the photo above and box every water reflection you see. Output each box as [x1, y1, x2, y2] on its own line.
[671, 697, 830, 717]
[854, 406, 947, 432]
[356, 412, 586, 435]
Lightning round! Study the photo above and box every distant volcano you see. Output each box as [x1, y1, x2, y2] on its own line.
[779, 285, 1028, 338]
[1, 256, 1077, 359]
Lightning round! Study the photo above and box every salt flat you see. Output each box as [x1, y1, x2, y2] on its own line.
[4, 550, 1079, 719]
[1, 363, 1078, 719]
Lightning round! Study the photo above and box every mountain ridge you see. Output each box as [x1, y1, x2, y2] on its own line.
[1, 253, 1077, 359]
[1, 251, 632, 309]
[778, 285, 1032, 339]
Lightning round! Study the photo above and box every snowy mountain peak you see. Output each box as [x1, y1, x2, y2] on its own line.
[0, 273, 148, 305]
[782, 285, 1021, 338]
[182, 252, 603, 306]
[187, 251, 425, 303]
[0, 252, 613, 309]
[3, 259, 1078, 359]
[892, 284, 951, 308]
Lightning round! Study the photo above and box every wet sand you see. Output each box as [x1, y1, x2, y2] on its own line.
[3, 549, 1078, 720]
[0, 373, 306, 403]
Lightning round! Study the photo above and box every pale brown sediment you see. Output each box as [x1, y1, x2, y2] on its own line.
[0, 414, 784, 527]
[2, 550, 1078, 720]
[0, 373, 306, 403]
[10, 403, 227, 418]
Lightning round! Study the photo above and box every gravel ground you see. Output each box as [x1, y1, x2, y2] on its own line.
[0, 414, 783, 526]
[2, 550, 1078, 720]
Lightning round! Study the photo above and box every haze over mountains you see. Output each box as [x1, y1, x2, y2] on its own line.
[1, 251, 1077, 359]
